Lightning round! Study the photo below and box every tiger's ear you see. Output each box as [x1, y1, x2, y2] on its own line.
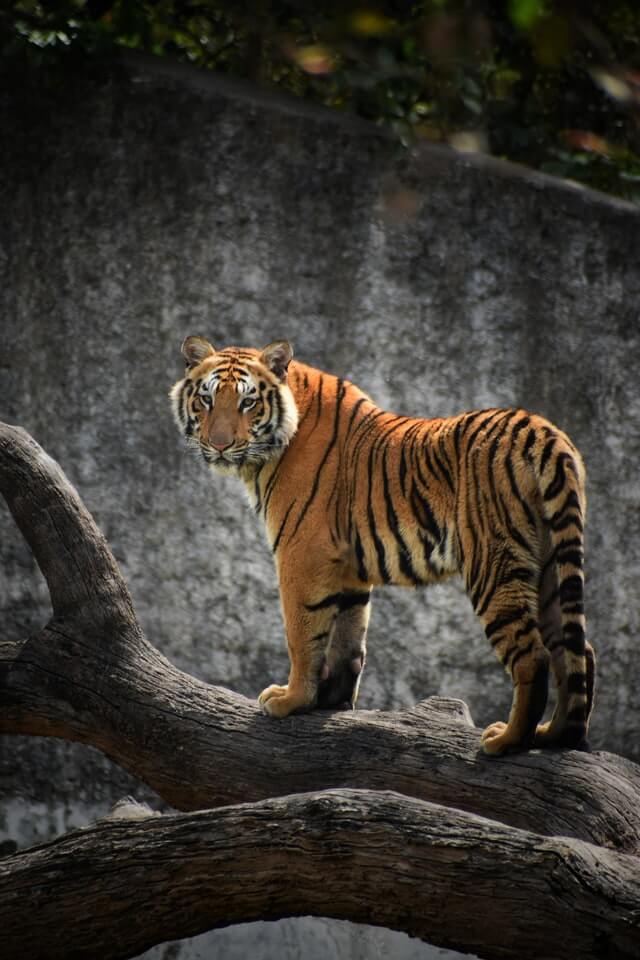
[261, 340, 293, 381]
[181, 336, 216, 369]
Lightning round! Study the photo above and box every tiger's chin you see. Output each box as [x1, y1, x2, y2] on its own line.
[206, 458, 238, 475]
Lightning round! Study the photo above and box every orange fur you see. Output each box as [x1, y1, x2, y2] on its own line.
[170, 338, 595, 755]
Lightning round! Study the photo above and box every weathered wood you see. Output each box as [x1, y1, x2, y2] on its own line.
[4, 618, 640, 852]
[2, 422, 640, 852]
[0, 425, 138, 627]
[2, 421, 640, 960]
[1, 790, 639, 960]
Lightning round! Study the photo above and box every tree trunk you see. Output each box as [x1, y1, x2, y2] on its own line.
[2, 789, 640, 960]
[1, 421, 640, 959]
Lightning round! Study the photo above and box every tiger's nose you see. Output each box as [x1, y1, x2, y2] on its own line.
[211, 439, 233, 451]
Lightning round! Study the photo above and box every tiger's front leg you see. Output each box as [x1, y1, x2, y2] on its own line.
[258, 575, 372, 718]
[317, 593, 371, 710]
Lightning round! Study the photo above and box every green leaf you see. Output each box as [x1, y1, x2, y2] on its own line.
[508, 0, 546, 30]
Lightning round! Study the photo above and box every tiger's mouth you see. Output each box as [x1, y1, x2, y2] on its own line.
[197, 435, 289, 472]
[201, 448, 244, 471]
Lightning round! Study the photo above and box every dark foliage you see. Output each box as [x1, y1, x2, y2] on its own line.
[3, 1, 640, 201]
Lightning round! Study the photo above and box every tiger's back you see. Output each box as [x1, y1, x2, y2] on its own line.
[171, 337, 594, 755]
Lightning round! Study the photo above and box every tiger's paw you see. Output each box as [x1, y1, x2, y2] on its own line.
[317, 652, 365, 710]
[258, 684, 310, 718]
[533, 720, 554, 745]
[480, 721, 513, 756]
[534, 721, 591, 751]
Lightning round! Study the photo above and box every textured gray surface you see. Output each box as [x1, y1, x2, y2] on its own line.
[1, 52, 639, 959]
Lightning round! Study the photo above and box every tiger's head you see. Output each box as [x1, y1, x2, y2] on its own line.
[170, 336, 299, 473]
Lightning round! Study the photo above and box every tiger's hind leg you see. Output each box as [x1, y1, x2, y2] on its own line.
[534, 640, 595, 749]
[317, 596, 371, 710]
[533, 541, 593, 749]
[534, 570, 569, 746]
[474, 576, 550, 756]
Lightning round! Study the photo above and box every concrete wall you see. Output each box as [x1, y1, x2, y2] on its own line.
[1, 52, 639, 959]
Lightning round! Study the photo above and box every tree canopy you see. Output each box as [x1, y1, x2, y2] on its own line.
[4, 2, 640, 200]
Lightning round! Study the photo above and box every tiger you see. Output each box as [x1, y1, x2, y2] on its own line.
[170, 336, 595, 755]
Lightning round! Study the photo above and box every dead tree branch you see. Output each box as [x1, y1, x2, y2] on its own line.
[2, 789, 640, 960]
[2, 421, 640, 959]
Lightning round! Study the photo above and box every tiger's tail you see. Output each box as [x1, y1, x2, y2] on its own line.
[536, 432, 594, 748]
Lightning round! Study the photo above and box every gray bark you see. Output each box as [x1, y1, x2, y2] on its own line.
[1, 420, 640, 959]
[2, 789, 640, 960]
